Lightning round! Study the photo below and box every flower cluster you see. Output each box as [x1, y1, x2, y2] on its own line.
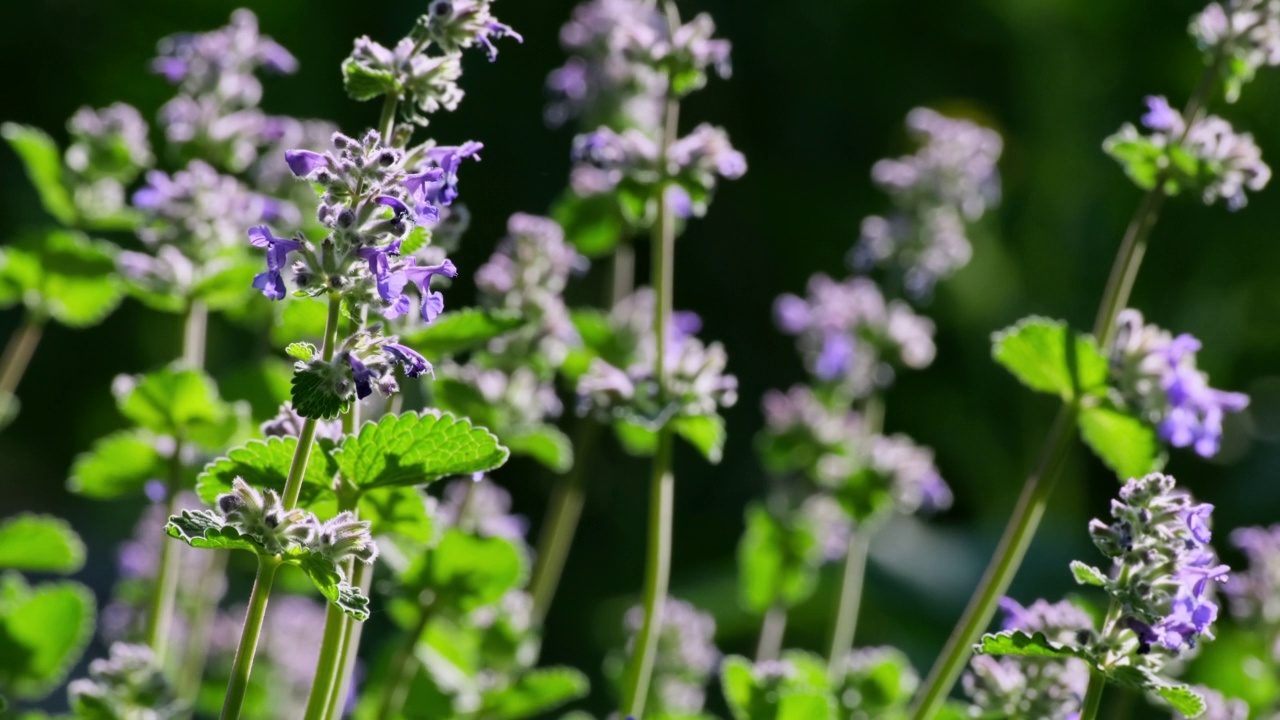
[217, 478, 379, 563]
[419, 0, 522, 60]
[1191, 0, 1280, 101]
[1106, 96, 1271, 209]
[1086, 473, 1228, 661]
[962, 599, 1092, 719]
[437, 477, 529, 540]
[850, 108, 1003, 297]
[618, 598, 720, 716]
[545, 0, 667, 129]
[133, 161, 291, 256]
[1224, 524, 1280, 657]
[1110, 309, 1249, 457]
[65, 103, 154, 222]
[67, 643, 180, 720]
[831, 647, 920, 719]
[577, 288, 737, 422]
[774, 274, 936, 390]
[621, 10, 732, 97]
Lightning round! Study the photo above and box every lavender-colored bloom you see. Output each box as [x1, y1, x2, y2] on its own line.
[151, 10, 294, 105]
[444, 364, 564, 429]
[402, 258, 458, 323]
[384, 343, 431, 378]
[65, 103, 153, 183]
[404, 167, 446, 223]
[1225, 525, 1280, 663]
[346, 353, 375, 399]
[620, 598, 720, 716]
[1191, 0, 1280, 102]
[438, 477, 529, 540]
[356, 241, 406, 305]
[285, 149, 330, 178]
[1141, 95, 1182, 133]
[422, 0, 523, 60]
[1110, 309, 1249, 458]
[421, 141, 484, 207]
[249, 225, 303, 301]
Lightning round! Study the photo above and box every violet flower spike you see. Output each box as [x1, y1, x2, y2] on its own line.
[384, 343, 432, 378]
[356, 240, 407, 305]
[423, 141, 484, 206]
[403, 167, 445, 223]
[346, 353, 374, 399]
[248, 225, 302, 301]
[285, 149, 330, 178]
[403, 258, 458, 323]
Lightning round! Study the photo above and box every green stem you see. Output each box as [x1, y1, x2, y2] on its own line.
[755, 604, 788, 663]
[145, 443, 185, 664]
[529, 421, 600, 626]
[621, 428, 675, 718]
[0, 312, 44, 397]
[611, 241, 636, 305]
[183, 301, 208, 368]
[324, 558, 372, 720]
[909, 405, 1077, 719]
[826, 531, 870, 680]
[302, 600, 350, 720]
[220, 557, 280, 720]
[282, 296, 342, 509]
[176, 549, 227, 717]
[374, 602, 433, 720]
[379, 95, 399, 143]
[1079, 670, 1107, 720]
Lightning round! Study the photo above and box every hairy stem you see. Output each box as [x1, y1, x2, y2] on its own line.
[302, 600, 350, 720]
[826, 531, 870, 680]
[374, 602, 433, 720]
[379, 94, 399, 145]
[220, 557, 280, 720]
[0, 312, 44, 398]
[282, 296, 342, 509]
[145, 444, 185, 664]
[1079, 671, 1107, 720]
[755, 604, 788, 663]
[325, 558, 372, 720]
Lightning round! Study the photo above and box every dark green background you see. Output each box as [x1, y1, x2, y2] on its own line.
[2, 0, 1278, 715]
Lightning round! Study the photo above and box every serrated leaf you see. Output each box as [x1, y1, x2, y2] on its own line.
[334, 412, 508, 490]
[115, 366, 241, 448]
[673, 414, 725, 464]
[477, 667, 590, 720]
[399, 309, 525, 357]
[1155, 684, 1206, 717]
[291, 363, 350, 420]
[409, 530, 526, 614]
[67, 429, 165, 499]
[975, 630, 1089, 660]
[286, 342, 316, 361]
[550, 189, 625, 258]
[400, 225, 431, 255]
[1078, 404, 1161, 481]
[164, 510, 267, 554]
[287, 551, 370, 621]
[196, 437, 336, 510]
[0, 574, 95, 700]
[738, 504, 821, 614]
[0, 516, 85, 574]
[1, 231, 122, 327]
[991, 317, 1108, 402]
[504, 425, 574, 473]
[342, 59, 400, 102]
[2, 124, 75, 225]
[1070, 560, 1108, 587]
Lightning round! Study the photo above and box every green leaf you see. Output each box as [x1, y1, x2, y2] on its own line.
[342, 58, 400, 102]
[550, 190, 626, 258]
[737, 504, 821, 614]
[272, 298, 331, 346]
[287, 551, 371, 621]
[67, 429, 165, 499]
[193, 262, 259, 311]
[358, 487, 436, 542]
[291, 363, 350, 420]
[1069, 560, 1108, 587]
[334, 412, 509, 490]
[0, 231, 122, 327]
[163, 510, 267, 554]
[286, 342, 316, 362]
[115, 366, 242, 448]
[400, 225, 431, 255]
[991, 317, 1108, 401]
[196, 437, 336, 510]
[613, 418, 658, 457]
[412, 530, 527, 613]
[1078, 404, 1161, 480]
[399, 309, 525, 357]
[478, 667, 590, 720]
[1103, 130, 1165, 192]
[673, 414, 726, 464]
[720, 656, 756, 720]
[504, 425, 574, 473]
[974, 630, 1088, 660]
[0, 574, 95, 700]
[2, 124, 75, 225]
[0, 516, 85, 574]
[1154, 684, 1206, 717]
[720, 654, 836, 720]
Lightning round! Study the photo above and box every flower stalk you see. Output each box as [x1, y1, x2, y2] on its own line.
[220, 556, 281, 720]
[0, 312, 44, 398]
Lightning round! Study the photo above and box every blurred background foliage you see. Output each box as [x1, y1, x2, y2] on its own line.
[1, 0, 1278, 715]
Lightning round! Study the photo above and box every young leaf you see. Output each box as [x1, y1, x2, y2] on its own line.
[1069, 560, 1108, 587]
[504, 425, 574, 474]
[550, 189, 625, 258]
[991, 317, 1108, 401]
[720, 656, 757, 720]
[974, 630, 1088, 660]
[196, 437, 336, 509]
[1153, 684, 1207, 717]
[291, 363, 351, 420]
[0, 574, 96, 700]
[613, 418, 658, 457]
[286, 551, 371, 621]
[2, 124, 75, 225]
[164, 510, 268, 554]
[0, 516, 86, 574]
[2, 231, 122, 328]
[333, 412, 509, 490]
[737, 504, 821, 614]
[342, 59, 400, 101]
[66, 429, 165, 499]
[409, 530, 527, 613]
[477, 667, 590, 720]
[1078, 404, 1161, 481]
[115, 366, 243, 448]
[286, 342, 316, 362]
[398, 308, 525, 357]
[673, 414, 726, 464]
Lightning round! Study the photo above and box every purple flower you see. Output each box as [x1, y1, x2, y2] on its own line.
[356, 241, 407, 306]
[258, 40, 298, 74]
[249, 225, 302, 301]
[1141, 95, 1182, 133]
[384, 343, 431, 378]
[815, 333, 855, 380]
[285, 149, 330, 178]
[375, 195, 412, 222]
[346, 354, 374, 399]
[422, 142, 484, 206]
[477, 20, 524, 61]
[402, 258, 458, 323]
[403, 168, 446, 223]
[1182, 504, 1214, 545]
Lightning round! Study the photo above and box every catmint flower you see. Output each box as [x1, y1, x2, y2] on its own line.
[775, 274, 936, 390]
[620, 598, 720, 716]
[1224, 524, 1280, 662]
[400, 258, 459, 323]
[621, 11, 732, 96]
[799, 494, 854, 562]
[68, 643, 180, 720]
[152, 9, 295, 106]
[260, 402, 345, 442]
[445, 364, 565, 430]
[345, 36, 465, 122]
[1086, 474, 1228, 663]
[309, 511, 379, 564]
[1190, 0, 1280, 102]
[850, 108, 1002, 297]
[832, 647, 920, 719]
[217, 478, 316, 554]
[420, 0, 523, 60]
[1109, 309, 1249, 457]
[65, 103, 153, 183]
[249, 225, 304, 301]
[438, 477, 529, 539]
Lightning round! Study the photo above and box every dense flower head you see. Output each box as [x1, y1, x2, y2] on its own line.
[152, 9, 295, 106]
[1190, 0, 1280, 101]
[577, 288, 737, 421]
[438, 477, 528, 540]
[419, 0, 522, 60]
[444, 363, 564, 430]
[1087, 473, 1229, 661]
[621, 11, 732, 97]
[65, 103, 153, 183]
[622, 598, 720, 716]
[545, 0, 667, 129]
[346, 36, 466, 123]
[301, 328, 437, 402]
[216, 478, 316, 554]
[67, 643, 180, 720]
[309, 511, 379, 564]
[1110, 309, 1249, 457]
[774, 274, 936, 390]
[850, 108, 1003, 297]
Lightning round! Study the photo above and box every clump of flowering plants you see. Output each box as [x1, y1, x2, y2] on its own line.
[2, 0, 1278, 719]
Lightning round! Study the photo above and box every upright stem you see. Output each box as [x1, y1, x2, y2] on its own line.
[529, 421, 600, 626]
[145, 444, 186, 664]
[302, 601, 350, 720]
[378, 94, 399, 144]
[910, 56, 1227, 720]
[0, 313, 44, 398]
[374, 602, 433, 720]
[612, 242, 636, 305]
[325, 558, 372, 720]
[220, 557, 280, 720]
[826, 531, 870, 679]
[755, 604, 788, 663]
[176, 550, 227, 716]
[182, 301, 208, 368]
[282, 296, 342, 509]
[1079, 671, 1107, 720]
